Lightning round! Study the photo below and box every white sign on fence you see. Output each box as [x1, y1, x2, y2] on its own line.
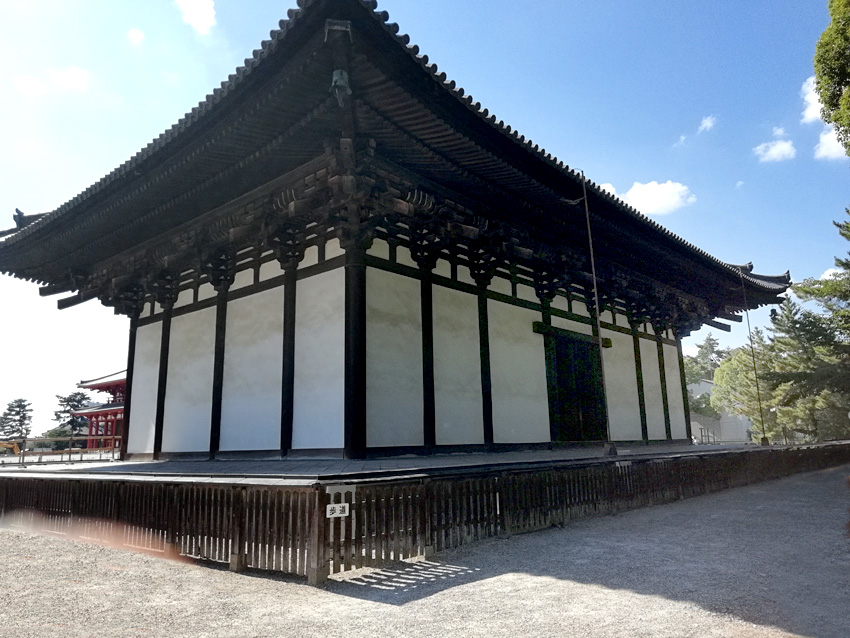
[326, 503, 350, 518]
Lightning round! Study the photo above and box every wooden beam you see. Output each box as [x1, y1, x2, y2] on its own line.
[704, 319, 732, 332]
[39, 282, 74, 297]
[532, 322, 612, 348]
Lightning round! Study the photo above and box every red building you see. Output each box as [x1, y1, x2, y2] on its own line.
[72, 372, 126, 449]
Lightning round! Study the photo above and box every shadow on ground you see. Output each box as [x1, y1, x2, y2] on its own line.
[321, 465, 850, 638]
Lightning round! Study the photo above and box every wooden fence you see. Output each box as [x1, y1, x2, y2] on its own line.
[1, 444, 849, 584]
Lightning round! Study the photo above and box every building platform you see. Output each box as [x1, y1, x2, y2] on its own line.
[0, 442, 760, 484]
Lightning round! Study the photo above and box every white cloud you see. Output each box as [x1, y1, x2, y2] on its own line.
[814, 126, 845, 160]
[753, 139, 796, 162]
[735, 180, 744, 189]
[801, 76, 822, 124]
[820, 267, 841, 280]
[673, 134, 687, 147]
[127, 28, 145, 45]
[772, 126, 787, 138]
[175, 0, 216, 35]
[698, 115, 717, 133]
[13, 66, 93, 96]
[603, 180, 696, 216]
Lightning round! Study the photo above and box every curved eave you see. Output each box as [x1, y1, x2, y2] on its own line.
[1, 0, 791, 301]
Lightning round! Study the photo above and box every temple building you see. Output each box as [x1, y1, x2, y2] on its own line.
[72, 372, 127, 450]
[0, 0, 789, 460]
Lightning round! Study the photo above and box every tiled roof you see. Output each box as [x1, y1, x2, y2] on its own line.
[2, 0, 790, 294]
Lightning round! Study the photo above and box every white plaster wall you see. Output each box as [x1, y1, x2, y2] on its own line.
[552, 315, 593, 335]
[127, 322, 162, 454]
[259, 259, 283, 282]
[367, 237, 390, 260]
[325, 238, 345, 261]
[219, 287, 284, 451]
[457, 264, 476, 287]
[161, 307, 216, 453]
[639, 338, 667, 440]
[517, 282, 537, 303]
[230, 268, 254, 292]
[602, 328, 642, 441]
[488, 300, 550, 443]
[300, 245, 319, 269]
[434, 258, 451, 279]
[174, 288, 193, 309]
[663, 342, 687, 439]
[292, 268, 345, 449]
[396, 245, 417, 269]
[572, 299, 591, 317]
[489, 276, 512, 296]
[433, 285, 484, 445]
[366, 268, 424, 447]
[197, 283, 216, 302]
[551, 295, 569, 315]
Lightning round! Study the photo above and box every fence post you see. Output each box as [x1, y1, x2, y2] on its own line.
[423, 480, 435, 557]
[498, 474, 512, 538]
[229, 486, 247, 572]
[307, 486, 329, 585]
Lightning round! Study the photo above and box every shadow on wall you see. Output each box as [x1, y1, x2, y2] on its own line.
[322, 466, 850, 638]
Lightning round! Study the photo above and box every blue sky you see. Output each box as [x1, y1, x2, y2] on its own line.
[0, 0, 846, 432]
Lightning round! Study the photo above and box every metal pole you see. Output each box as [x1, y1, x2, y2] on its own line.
[739, 271, 769, 445]
[581, 173, 616, 455]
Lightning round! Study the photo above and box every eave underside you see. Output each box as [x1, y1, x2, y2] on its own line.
[0, 0, 788, 329]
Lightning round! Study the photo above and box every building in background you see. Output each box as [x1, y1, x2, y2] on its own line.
[72, 372, 126, 449]
[688, 379, 753, 444]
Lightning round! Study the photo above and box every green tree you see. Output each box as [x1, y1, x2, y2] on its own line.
[777, 210, 850, 400]
[53, 391, 91, 436]
[711, 329, 775, 440]
[815, 0, 850, 156]
[710, 301, 850, 443]
[683, 333, 731, 385]
[38, 425, 73, 451]
[684, 333, 730, 420]
[0, 399, 33, 440]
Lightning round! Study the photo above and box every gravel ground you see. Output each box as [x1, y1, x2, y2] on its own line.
[1, 465, 848, 638]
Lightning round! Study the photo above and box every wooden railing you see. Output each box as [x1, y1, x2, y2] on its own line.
[1, 443, 848, 584]
[0, 435, 123, 464]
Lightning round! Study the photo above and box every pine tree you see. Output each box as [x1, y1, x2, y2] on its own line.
[53, 392, 91, 436]
[0, 399, 33, 440]
[683, 333, 731, 385]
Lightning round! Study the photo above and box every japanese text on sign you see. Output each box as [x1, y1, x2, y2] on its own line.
[326, 503, 350, 518]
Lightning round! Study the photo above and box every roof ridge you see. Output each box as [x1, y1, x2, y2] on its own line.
[3, 0, 790, 292]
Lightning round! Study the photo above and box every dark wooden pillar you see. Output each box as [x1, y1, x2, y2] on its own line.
[411, 227, 441, 452]
[205, 249, 235, 459]
[630, 319, 649, 443]
[151, 271, 178, 459]
[269, 223, 305, 456]
[655, 328, 672, 440]
[532, 269, 559, 445]
[281, 266, 298, 453]
[120, 313, 139, 460]
[341, 206, 371, 459]
[470, 251, 497, 446]
[420, 269, 436, 449]
[476, 286, 494, 446]
[676, 332, 693, 441]
[112, 282, 146, 460]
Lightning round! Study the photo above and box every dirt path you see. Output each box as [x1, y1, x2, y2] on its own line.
[1, 465, 848, 638]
